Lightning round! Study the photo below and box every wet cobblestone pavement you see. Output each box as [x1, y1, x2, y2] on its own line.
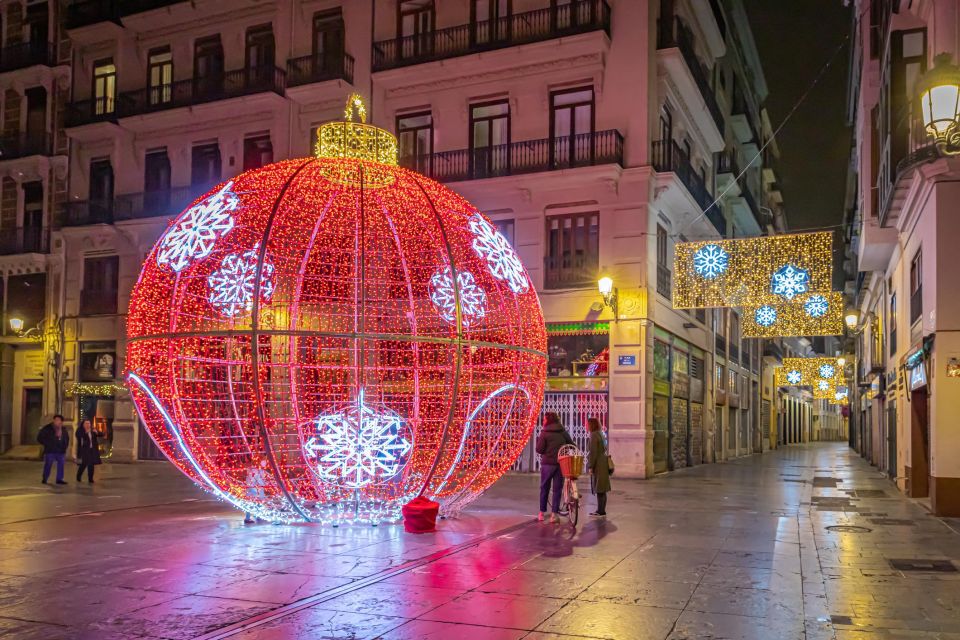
[1, 443, 959, 639]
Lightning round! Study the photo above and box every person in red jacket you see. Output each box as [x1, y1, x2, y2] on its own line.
[535, 412, 573, 523]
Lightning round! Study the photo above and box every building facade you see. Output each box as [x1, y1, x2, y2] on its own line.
[0, 0, 829, 476]
[846, 0, 960, 515]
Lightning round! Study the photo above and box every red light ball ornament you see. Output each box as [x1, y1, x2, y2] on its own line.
[126, 96, 547, 524]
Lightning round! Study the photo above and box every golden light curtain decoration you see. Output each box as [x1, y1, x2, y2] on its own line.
[672, 232, 833, 309]
[775, 357, 846, 399]
[742, 292, 844, 337]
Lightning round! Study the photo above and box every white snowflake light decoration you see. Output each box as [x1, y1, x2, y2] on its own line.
[468, 214, 529, 294]
[819, 364, 835, 379]
[303, 389, 413, 489]
[804, 294, 829, 318]
[207, 244, 275, 317]
[835, 391, 847, 401]
[818, 380, 830, 391]
[786, 369, 802, 385]
[693, 244, 729, 279]
[770, 264, 810, 300]
[754, 305, 777, 327]
[428, 267, 487, 327]
[156, 181, 239, 272]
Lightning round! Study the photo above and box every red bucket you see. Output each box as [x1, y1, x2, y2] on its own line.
[402, 496, 439, 533]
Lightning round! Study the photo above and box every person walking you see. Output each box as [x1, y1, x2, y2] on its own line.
[38, 414, 69, 485]
[586, 417, 611, 517]
[535, 412, 573, 523]
[75, 419, 101, 483]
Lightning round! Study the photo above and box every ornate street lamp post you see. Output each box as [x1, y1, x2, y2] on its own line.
[918, 54, 960, 155]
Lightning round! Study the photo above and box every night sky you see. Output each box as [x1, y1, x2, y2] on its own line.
[742, 0, 852, 233]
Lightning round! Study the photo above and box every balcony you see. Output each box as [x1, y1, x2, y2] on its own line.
[373, 0, 611, 71]
[652, 139, 725, 235]
[65, 97, 120, 128]
[544, 254, 597, 290]
[0, 227, 49, 255]
[657, 265, 671, 299]
[287, 52, 354, 88]
[407, 129, 623, 182]
[0, 41, 55, 73]
[656, 16, 724, 140]
[80, 289, 118, 316]
[62, 199, 114, 227]
[118, 66, 286, 119]
[0, 133, 52, 160]
[66, 0, 186, 28]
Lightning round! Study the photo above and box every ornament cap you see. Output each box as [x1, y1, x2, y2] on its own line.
[317, 94, 398, 166]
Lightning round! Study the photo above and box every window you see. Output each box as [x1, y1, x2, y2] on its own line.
[79, 342, 117, 381]
[245, 24, 275, 82]
[493, 219, 515, 246]
[729, 369, 738, 394]
[144, 149, 171, 215]
[397, 111, 433, 173]
[659, 105, 672, 143]
[716, 363, 725, 389]
[89, 158, 113, 221]
[147, 47, 173, 106]
[889, 290, 897, 356]
[26, 1, 48, 45]
[544, 212, 599, 289]
[191, 142, 221, 187]
[313, 9, 345, 71]
[550, 87, 594, 168]
[22, 182, 43, 252]
[25, 87, 46, 138]
[81, 256, 119, 315]
[399, 0, 434, 57]
[730, 312, 740, 355]
[471, 0, 511, 44]
[656, 224, 670, 299]
[910, 249, 922, 323]
[93, 58, 116, 115]
[470, 100, 510, 178]
[194, 35, 224, 95]
[243, 134, 273, 171]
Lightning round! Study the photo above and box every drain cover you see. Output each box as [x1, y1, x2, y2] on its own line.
[889, 559, 957, 572]
[825, 525, 872, 533]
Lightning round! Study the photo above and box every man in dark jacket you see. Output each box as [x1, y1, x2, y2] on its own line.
[38, 414, 69, 485]
[535, 412, 573, 523]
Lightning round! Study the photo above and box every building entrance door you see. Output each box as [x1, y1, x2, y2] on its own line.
[886, 400, 897, 480]
[21, 388, 43, 445]
[511, 391, 607, 472]
[909, 388, 930, 497]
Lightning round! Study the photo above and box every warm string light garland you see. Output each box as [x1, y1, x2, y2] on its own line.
[126, 97, 547, 525]
[774, 357, 847, 399]
[672, 232, 833, 309]
[742, 292, 844, 337]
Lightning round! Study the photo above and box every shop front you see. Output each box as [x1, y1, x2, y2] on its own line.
[652, 327, 705, 472]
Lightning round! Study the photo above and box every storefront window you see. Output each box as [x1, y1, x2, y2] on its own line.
[546, 330, 608, 391]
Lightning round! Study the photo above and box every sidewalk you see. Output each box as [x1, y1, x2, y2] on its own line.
[1, 443, 958, 639]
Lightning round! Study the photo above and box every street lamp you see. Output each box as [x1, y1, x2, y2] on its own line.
[837, 356, 846, 368]
[844, 309, 860, 331]
[598, 276, 618, 321]
[918, 53, 960, 155]
[8, 317, 23, 333]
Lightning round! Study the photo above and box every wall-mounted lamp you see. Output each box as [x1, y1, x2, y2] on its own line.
[8, 317, 24, 333]
[918, 53, 960, 156]
[844, 309, 860, 331]
[598, 276, 618, 321]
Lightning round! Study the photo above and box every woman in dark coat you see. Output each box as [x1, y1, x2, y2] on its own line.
[75, 419, 101, 483]
[586, 417, 611, 516]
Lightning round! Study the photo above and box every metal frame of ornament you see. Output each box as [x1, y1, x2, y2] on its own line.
[742, 292, 845, 337]
[672, 231, 833, 308]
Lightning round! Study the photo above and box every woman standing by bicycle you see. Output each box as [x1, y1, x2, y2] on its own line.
[535, 412, 574, 523]
[587, 417, 611, 517]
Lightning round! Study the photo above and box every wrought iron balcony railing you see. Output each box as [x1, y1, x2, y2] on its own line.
[65, 97, 121, 127]
[0, 41, 55, 72]
[652, 139, 725, 235]
[118, 66, 286, 118]
[62, 199, 114, 226]
[63, 184, 216, 227]
[544, 253, 598, 290]
[0, 227, 49, 255]
[404, 129, 623, 182]
[657, 16, 725, 135]
[373, 0, 610, 71]
[287, 52, 354, 88]
[0, 132, 52, 160]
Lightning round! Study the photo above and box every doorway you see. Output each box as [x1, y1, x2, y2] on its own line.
[887, 399, 897, 480]
[21, 388, 43, 445]
[909, 388, 930, 497]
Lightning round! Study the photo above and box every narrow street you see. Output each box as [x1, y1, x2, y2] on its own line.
[1, 443, 958, 639]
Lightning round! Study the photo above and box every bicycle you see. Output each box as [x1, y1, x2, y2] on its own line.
[557, 444, 584, 528]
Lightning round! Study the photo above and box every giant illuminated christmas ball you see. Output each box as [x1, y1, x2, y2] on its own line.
[126, 96, 546, 524]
